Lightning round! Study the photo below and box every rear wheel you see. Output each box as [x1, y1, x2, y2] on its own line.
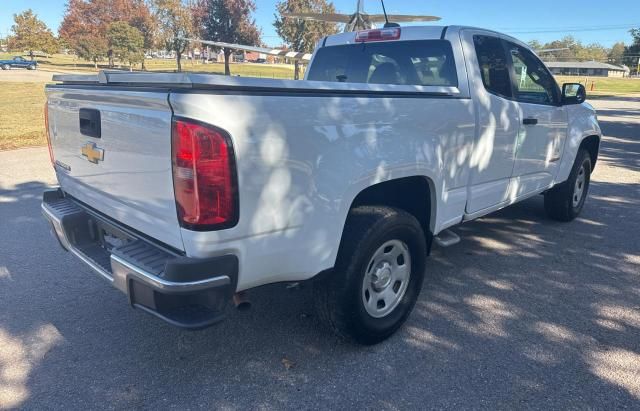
[313, 206, 427, 345]
[544, 148, 592, 221]
[1, 64, 10, 70]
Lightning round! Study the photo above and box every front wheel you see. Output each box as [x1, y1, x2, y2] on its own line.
[313, 206, 427, 345]
[27, 65, 36, 70]
[544, 148, 592, 221]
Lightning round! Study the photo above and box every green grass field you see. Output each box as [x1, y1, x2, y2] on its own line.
[0, 53, 296, 78]
[0, 82, 47, 150]
[555, 76, 640, 94]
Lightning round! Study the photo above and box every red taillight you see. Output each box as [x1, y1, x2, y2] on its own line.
[44, 102, 55, 168]
[355, 28, 401, 42]
[171, 118, 238, 230]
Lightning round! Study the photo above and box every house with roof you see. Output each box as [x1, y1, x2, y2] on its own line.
[545, 61, 630, 77]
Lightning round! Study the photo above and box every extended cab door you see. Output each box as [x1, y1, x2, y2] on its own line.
[460, 31, 520, 214]
[505, 42, 568, 197]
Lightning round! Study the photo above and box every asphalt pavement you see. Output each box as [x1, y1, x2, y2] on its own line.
[0, 97, 638, 409]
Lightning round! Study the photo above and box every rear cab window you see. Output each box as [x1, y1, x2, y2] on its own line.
[307, 40, 458, 87]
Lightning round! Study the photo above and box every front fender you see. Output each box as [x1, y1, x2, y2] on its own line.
[555, 103, 601, 184]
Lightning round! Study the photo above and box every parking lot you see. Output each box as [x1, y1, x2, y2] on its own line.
[0, 97, 638, 409]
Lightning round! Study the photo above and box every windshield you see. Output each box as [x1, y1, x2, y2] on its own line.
[307, 40, 458, 87]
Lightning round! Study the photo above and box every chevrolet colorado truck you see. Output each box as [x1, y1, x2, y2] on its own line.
[42, 26, 601, 345]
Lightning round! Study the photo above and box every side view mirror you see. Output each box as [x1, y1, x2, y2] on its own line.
[562, 83, 587, 105]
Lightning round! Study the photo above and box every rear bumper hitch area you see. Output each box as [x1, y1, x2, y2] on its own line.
[41, 188, 238, 330]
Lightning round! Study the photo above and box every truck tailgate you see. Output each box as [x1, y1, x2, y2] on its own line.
[46, 86, 184, 251]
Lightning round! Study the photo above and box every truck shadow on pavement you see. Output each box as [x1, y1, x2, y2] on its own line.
[1, 121, 639, 408]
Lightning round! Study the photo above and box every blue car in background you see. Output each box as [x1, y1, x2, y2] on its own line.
[0, 56, 38, 70]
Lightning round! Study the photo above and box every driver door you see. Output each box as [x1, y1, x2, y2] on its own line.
[505, 42, 568, 198]
[14, 57, 28, 68]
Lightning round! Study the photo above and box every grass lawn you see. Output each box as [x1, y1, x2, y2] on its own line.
[555, 75, 640, 95]
[1, 53, 296, 78]
[143, 59, 297, 79]
[0, 82, 47, 150]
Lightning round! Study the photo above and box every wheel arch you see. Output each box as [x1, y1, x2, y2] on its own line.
[580, 134, 600, 172]
[336, 175, 437, 258]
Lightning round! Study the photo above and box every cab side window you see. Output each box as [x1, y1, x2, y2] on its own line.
[473, 35, 512, 99]
[506, 43, 559, 105]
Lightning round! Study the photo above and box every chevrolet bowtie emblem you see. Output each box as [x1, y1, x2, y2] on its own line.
[81, 142, 104, 164]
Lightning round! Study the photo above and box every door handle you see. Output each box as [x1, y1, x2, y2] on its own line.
[79, 108, 101, 138]
[523, 117, 538, 126]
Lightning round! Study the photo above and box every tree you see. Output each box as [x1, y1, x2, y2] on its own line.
[75, 34, 108, 68]
[202, 0, 261, 76]
[608, 42, 626, 65]
[60, 0, 155, 68]
[575, 43, 608, 62]
[129, 5, 158, 70]
[624, 29, 640, 74]
[527, 40, 543, 51]
[274, 0, 339, 79]
[151, 0, 193, 72]
[534, 36, 611, 63]
[9, 9, 58, 59]
[107, 22, 145, 70]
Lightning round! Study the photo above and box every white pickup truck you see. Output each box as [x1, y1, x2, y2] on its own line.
[42, 26, 601, 344]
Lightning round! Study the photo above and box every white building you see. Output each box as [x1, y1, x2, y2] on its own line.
[545, 61, 630, 77]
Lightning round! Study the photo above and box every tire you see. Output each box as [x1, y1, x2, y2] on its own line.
[28, 65, 36, 70]
[544, 148, 592, 222]
[1, 64, 10, 70]
[313, 206, 427, 345]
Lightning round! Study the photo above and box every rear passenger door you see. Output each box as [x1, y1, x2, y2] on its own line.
[461, 32, 521, 214]
[505, 42, 568, 197]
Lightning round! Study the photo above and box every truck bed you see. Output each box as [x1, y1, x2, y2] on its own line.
[47, 70, 474, 290]
[51, 70, 463, 96]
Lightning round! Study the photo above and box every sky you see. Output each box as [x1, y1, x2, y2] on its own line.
[1, 0, 638, 48]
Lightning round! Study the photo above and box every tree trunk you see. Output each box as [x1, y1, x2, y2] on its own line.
[294, 60, 300, 80]
[141, 57, 146, 71]
[94, 59, 98, 70]
[224, 48, 231, 76]
[176, 51, 182, 72]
